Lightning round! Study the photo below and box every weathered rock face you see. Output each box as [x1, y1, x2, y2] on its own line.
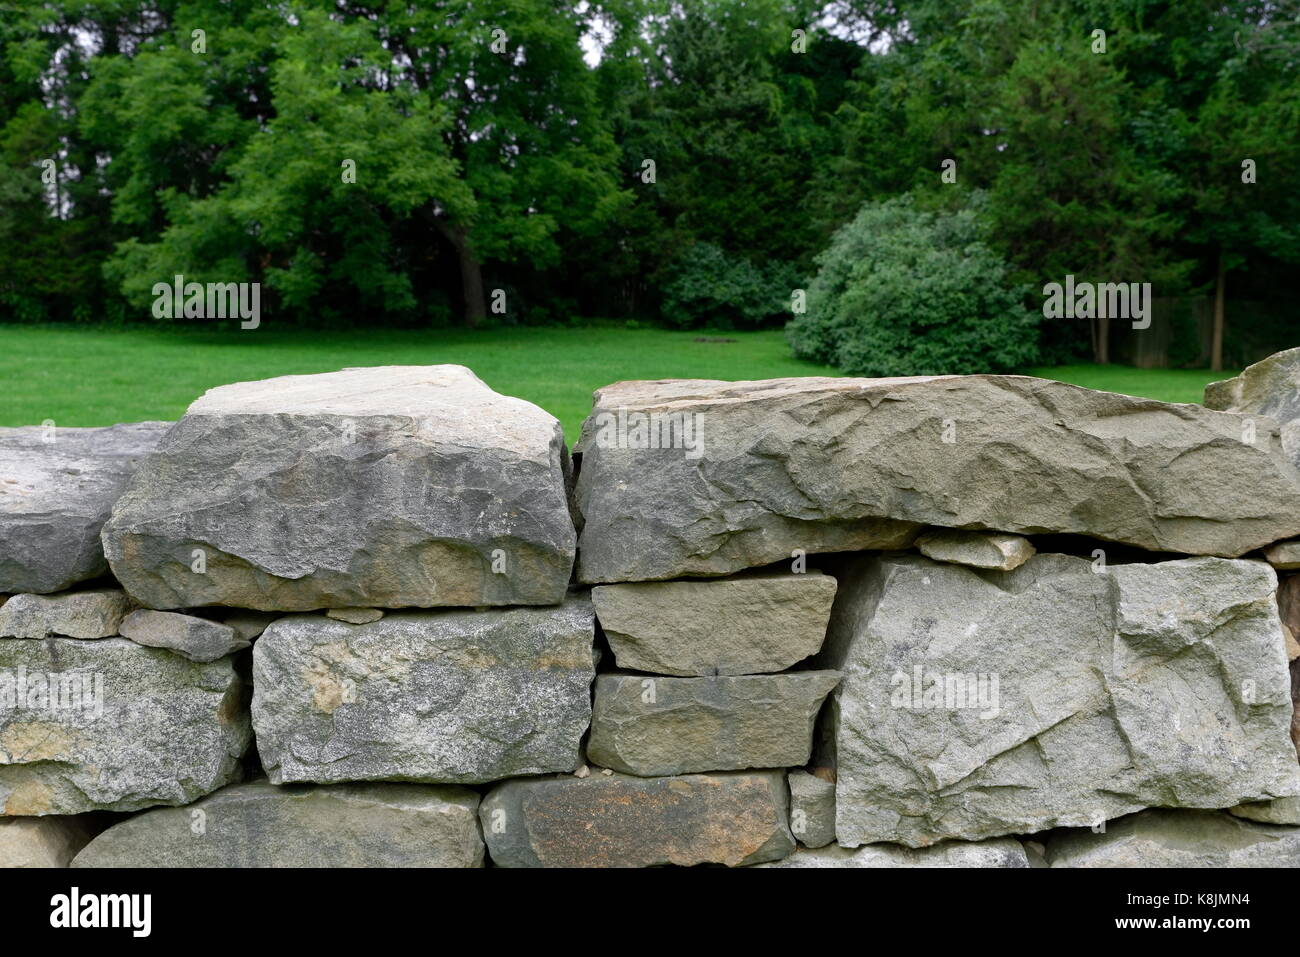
[0, 422, 170, 594]
[0, 816, 93, 867]
[0, 589, 131, 640]
[252, 597, 595, 785]
[591, 572, 837, 676]
[820, 553, 1299, 848]
[587, 671, 839, 776]
[1266, 541, 1300, 569]
[787, 769, 836, 848]
[0, 637, 249, 814]
[759, 837, 1029, 868]
[915, 529, 1035, 571]
[72, 780, 484, 868]
[480, 770, 794, 867]
[1046, 809, 1300, 867]
[102, 366, 576, 611]
[119, 609, 247, 663]
[1205, 345, 1300, 469]
[574, 376, 1300, 582]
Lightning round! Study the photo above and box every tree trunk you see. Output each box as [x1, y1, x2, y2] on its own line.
[1211, 249, 1226, 372]
[1098, 315, 1110, 364]
[432, 218, 485, 328]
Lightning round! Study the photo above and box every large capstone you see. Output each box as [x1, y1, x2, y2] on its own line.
[480, 769, 794, 867]
[1205, 345, 1300, 469]
[574, 376, 1300, 582]
[591, 572, 837, 675]
[0, 637, 249, 814]
[1046, 809, 1300, 867]
[102, 366, 576, 610]
[72, 780, 484, 867]
[252, 597, 595, 785]
[587, 671, 839, 776]
[819, 553, 1300, 848]
[0, 422, 170, 593]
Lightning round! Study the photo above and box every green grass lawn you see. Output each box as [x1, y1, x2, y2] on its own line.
[0, 323, 1237, 443]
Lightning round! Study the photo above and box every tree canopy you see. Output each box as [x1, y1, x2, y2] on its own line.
[2, 0, 1297, 367]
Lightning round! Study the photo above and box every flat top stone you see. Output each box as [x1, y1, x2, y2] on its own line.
[575, 374, 1300, 582]
[186, 365, 557, 452]
[102, 367, 575, 610]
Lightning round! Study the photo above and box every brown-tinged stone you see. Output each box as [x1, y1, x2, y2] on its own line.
[480, 769, 794, 867]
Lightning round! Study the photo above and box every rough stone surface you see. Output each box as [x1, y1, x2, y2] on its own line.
[0, 816, 93, 867]
[1229, 796, 1300, 825]
[253, 597, 595, 785]
[480, 770, 794, 867]
[1264, 540, 1300, 569]
[592, 572, 837, 676]
[1205, 345, 1300, 469]
[0, 589, 131, 640]
[326, 607, 384, 624]
[1047, 809, 1300, 867]
[0, 637, 249, 814]
[587, 671, 840, 776]
[915, 529, 1035, 571]
[119, 609, 247, 662]
[72, 780, 484, 867]
[819, 552, 1299, 848]
[574, 376, 1300, 583]
[788, 769, 836, 848]
[758, 837, 1029, 868]
[0, 422, 170, 593]
[102, 366, 576, 611]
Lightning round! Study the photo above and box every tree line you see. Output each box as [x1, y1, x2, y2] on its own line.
[1, 0, 1297, 369]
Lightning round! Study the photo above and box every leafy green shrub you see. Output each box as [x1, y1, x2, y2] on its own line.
[660, 242, 799, 329]
[787, 194, 1040, 376]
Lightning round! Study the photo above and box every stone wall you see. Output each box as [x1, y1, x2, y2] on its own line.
[3, 351, 1300, 868]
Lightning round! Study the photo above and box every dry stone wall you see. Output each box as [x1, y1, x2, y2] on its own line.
[4, 358, 1300, 867]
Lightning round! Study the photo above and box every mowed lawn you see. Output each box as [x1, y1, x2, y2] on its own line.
[0, 324, 1237, 443]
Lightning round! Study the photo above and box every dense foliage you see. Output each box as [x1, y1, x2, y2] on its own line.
[1, 0, 1298, 369]
[788, 194, 1040, 375]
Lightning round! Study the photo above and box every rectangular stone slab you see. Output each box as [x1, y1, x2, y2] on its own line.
[0, 422, 170, 593]
[573, 375, 1300, 582]
[480, 770, 794, 867]
[591, 571, 838, 675]
[252, 597, 595, 784]
[0, 637, 249, 814]
[819, 553, 1300, 847]
[102, 365, 576, 610]
[587, 671, 840, 776]
[72, 780, 484, 867]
